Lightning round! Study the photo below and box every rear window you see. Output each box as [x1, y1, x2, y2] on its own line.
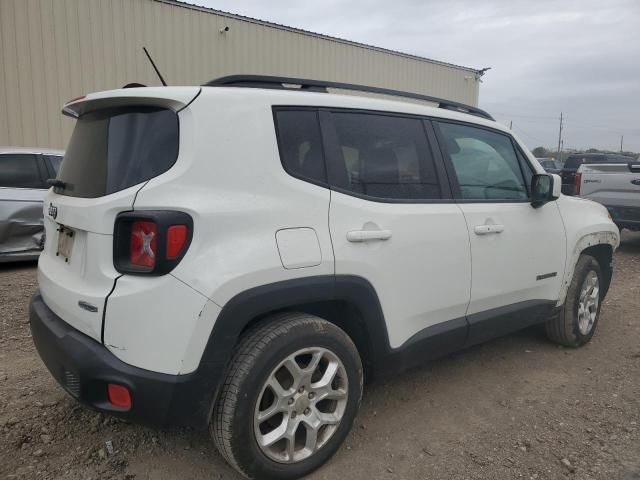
[55, 107, 179, 198]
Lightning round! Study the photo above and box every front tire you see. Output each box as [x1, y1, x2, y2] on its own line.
[211, 313, 363, 480]
[545, 254, 603, 347]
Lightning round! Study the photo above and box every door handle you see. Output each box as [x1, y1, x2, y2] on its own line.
[346, 229, 392, 242]
[474, 224, 504, 235]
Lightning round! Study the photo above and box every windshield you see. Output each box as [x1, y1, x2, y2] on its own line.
[54, 106, 179, 198]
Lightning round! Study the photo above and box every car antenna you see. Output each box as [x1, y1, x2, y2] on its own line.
[142, 46, 168, 86]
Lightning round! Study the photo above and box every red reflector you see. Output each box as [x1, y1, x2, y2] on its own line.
[107, 384, 131, 408]
[130, 220, 157, 267]
[166, 225, 188, 258]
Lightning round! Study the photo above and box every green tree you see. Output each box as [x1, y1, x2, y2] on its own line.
[531, 146, 549, 157]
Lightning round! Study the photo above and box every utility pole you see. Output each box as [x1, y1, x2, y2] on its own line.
[620, 135, 624, 153]
[556, 112, 563, 160]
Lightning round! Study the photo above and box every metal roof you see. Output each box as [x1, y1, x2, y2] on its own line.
[154, 0, 482, 74]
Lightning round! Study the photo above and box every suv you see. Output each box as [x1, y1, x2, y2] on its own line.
[0, 147, 63, 262]
[30, 77, 619, 480]
[537, 157, 562, 174]
[561, 153, 634, 195]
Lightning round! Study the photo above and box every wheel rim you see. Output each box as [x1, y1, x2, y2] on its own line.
[577, 270, 600, 335]
[253, 347, 349, 464]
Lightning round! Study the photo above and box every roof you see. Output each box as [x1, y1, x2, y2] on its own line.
[0, 147, 64, 155]
[154, 0, 481, 74]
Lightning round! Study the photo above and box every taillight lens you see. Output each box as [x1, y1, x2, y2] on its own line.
[574, 172, 582, 195]
[166, 225, 188, 258]
[114, 211, 193, 275]
[130, 220, 157, 267]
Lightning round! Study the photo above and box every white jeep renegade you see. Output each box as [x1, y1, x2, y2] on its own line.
[30, 76, 619, 479]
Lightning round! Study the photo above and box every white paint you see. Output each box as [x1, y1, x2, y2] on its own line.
[276, 228, 322, 269]
[37, 85, 619, 375]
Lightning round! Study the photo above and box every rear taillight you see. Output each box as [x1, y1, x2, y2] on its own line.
[166, 225, 188, 258]
[130, 220, 157, 267]
[574, 172, 582, 195]
[114, 211, 193, 275]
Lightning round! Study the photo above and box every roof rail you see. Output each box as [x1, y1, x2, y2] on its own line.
[204, 75, 494, 121]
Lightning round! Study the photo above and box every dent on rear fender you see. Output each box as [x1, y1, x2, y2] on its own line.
[0, 202, 44, 254]
[557, 231, 618, 306]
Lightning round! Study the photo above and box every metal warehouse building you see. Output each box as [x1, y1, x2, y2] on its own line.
[0, 0, 483, 150]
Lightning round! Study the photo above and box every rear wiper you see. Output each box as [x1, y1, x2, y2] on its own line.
[47, 179, 67, 189]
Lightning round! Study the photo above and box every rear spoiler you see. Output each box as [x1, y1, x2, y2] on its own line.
[62, 87, 201, 118]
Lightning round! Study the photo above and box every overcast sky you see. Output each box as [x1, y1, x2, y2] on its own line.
[193, 0, 640, 152]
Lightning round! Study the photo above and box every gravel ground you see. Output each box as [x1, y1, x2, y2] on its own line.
[1, 232, 640, 480]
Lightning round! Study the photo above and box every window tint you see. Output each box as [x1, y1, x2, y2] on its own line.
[56, 107, 178, 198]
[0, 154, 44, 189]
[275, 110, 326, 184]
[328, 112, 440, 200]
[438, 122, 528, 201]
[46, 155, 63, 175]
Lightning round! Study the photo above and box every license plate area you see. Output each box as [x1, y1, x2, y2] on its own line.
[56, 226, 75, 262]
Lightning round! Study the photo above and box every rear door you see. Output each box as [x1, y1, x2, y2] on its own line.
[324, 110, 471, 351]
[0, 153, 48, 256]
[435, 121, 565, 344]
[38, 88, 199, 342]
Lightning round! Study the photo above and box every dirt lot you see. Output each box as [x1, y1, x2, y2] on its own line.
[1, 233, 639, 480]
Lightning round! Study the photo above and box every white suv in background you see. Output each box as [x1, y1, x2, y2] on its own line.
[30, 76, 619, 480]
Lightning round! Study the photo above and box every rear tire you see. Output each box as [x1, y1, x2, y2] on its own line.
[545, 254, 603, 347]
[211, 313, 363, 480]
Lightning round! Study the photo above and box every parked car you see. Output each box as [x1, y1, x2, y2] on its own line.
[29, 76, 619, 480]
[537, 157, 562, 174]
[577, 161, 640, 231]
[0, 147, 63, 263]
[561, 153, 634, 195]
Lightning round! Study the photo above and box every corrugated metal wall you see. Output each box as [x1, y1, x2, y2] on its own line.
[0, 0, 480, 149]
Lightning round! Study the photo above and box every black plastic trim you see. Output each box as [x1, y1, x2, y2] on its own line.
[29, 292, 215, 428]
[465, 300, 556, 347]
[207, 75, 495, 121]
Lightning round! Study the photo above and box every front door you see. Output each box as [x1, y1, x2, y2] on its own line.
[323, 110, 471, 350]
[435, 121, 566, 344]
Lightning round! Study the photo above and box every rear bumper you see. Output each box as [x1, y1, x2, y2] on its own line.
[29, 291, 222, 429]
[606, 205, 640, 229]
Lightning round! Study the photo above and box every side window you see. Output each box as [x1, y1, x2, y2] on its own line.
[0, 154, 44, 189]
[274, 110, 327, 184]
[327, 112, 441, 200]
[437, 122, 528, 201]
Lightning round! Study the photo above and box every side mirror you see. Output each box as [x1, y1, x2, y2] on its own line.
[531, 173, 559, 208]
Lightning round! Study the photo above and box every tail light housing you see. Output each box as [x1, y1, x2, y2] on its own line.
[114, 211, 193, 275]
[574, 171, 582, 195]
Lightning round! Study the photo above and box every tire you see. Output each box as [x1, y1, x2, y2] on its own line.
[211, 313, 363, 480]
[545, 254, 603, 347]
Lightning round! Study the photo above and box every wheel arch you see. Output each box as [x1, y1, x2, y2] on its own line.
[199, 275, 390, 418]
[558, 232, 616, 306]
